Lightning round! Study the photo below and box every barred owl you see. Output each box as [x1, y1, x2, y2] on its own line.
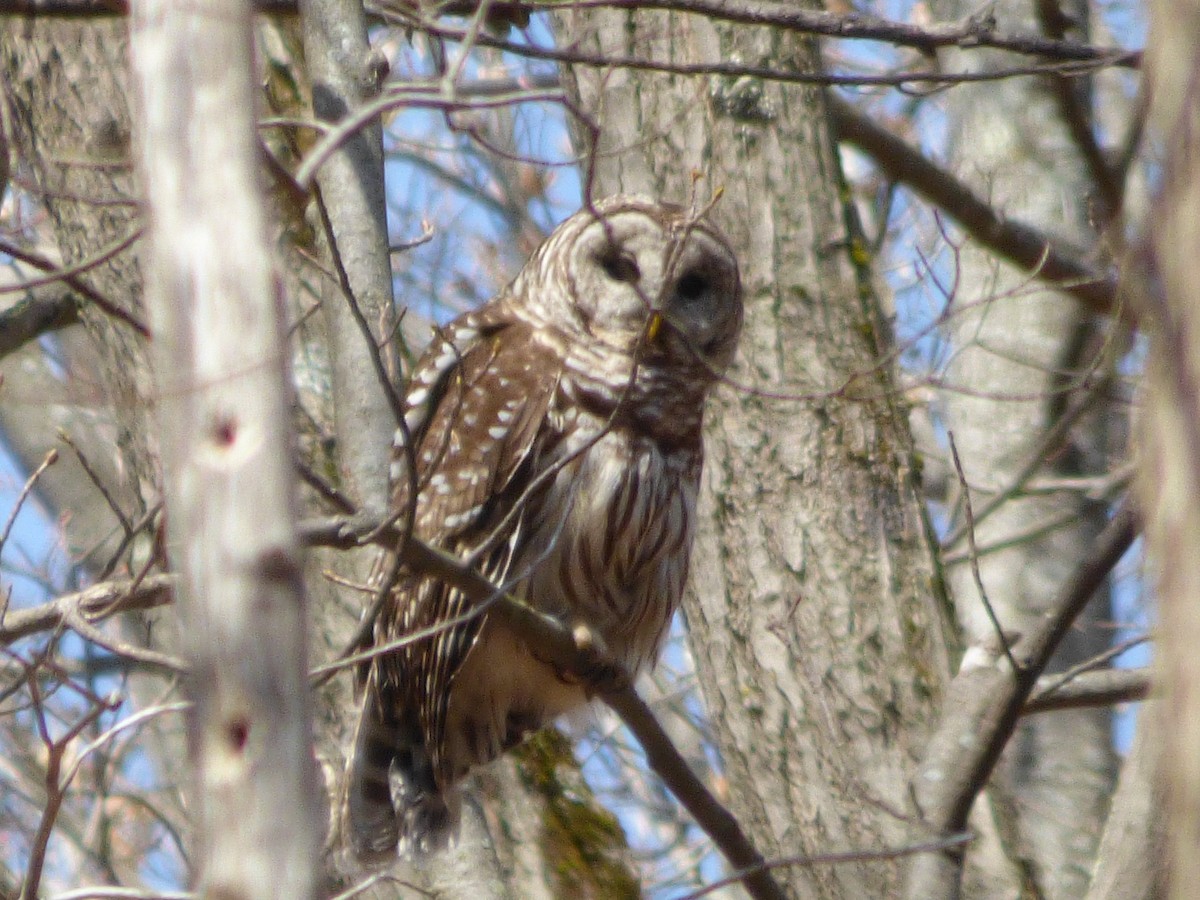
[345, 195, 743, 860]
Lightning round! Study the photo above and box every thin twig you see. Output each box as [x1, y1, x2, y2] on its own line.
[682, 832, 973, 900]
[21, 673, 119, 900]
[58, 700, 191, 793]
[313, 190, 409, 430]
[58, 429, 134, 544]
[0, 233, 149, 337]
[0, 448, 58, 561]
[941, 376, 1113, 548]
[0, 0, 1136, 69]
[947, 432, 1018, 673]
[1024, 665, 1150, 714]
[828, 95, 1122, 321]
[409, 15, 1136, 87]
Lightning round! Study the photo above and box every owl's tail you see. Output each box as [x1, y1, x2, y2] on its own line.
[344, 685, 401, 864]
[344, 681, 459, 862]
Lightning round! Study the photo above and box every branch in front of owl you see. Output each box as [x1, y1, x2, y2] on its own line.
[298, 510, 788, 900]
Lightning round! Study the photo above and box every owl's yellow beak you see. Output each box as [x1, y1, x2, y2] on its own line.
[646, 311, 664, 343]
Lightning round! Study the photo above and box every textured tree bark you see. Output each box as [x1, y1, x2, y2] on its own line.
[0, 19, 154, 515]
[1085, 716, 1165, 900]
[130, 1, 324, 895]
[553, 10, 953, 898]
[932, 0, 1121, 892]
[1, 18, 155, 495]
[298, 0, 397, 516]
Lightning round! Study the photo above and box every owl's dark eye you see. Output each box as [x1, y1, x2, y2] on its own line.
[676, 270, 709, 302]
[597, 247, 641, 283]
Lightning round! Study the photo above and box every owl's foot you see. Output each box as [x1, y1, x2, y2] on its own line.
[541, 623, 628, 695]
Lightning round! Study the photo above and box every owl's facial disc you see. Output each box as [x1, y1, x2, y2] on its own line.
[570, 212, 741, 375]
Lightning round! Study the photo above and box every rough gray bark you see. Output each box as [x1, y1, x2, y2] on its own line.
[1086, 715, 1165, 900]
[0, 17, 155, 585]
[933, 0, 1120, 893]
[553, 9, 953, 898]
[298, 0, 397, 515]
[1, 17, 155, 501]
[130, 1, 324, 895]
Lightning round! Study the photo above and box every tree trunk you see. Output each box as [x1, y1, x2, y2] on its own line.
[130, 2, 324, 895]
[933, 0, 1121, 893]
[1139, 2, 1200, 894]
[553, 10, 953, 898]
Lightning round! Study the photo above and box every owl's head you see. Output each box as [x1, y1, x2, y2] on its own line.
[513, 196, 743, 380]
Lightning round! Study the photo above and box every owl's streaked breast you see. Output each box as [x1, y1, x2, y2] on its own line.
[523, 406, 699, 672]
[439, 405, 699, 781]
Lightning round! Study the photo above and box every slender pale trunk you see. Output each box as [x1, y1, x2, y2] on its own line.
[933, 0, 1120, 893]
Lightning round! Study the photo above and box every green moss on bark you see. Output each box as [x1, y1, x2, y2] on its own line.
[515, 730, 641, 899]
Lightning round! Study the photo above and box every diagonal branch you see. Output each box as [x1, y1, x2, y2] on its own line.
[0, 291, 79, 360]
[828, 95, 1122, 319]
[299, 513, 787, 900]
[2, 0, 1133, 67]
[904, 499, 1138, 900]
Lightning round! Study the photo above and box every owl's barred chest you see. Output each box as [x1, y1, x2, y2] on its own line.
[439, 404, 702, 781]
[522, 399, 702, 673]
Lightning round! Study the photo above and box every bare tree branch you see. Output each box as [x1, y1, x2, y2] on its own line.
[0, 575, 174, 646]
[21, 673, 118, 900]
[0, 292, 79, 360]
[409, 17, 1136, 88]
[828, 95, 1122, 319]
[0, 448, 58, 559]
[0, 0, 1135, 67]
[1024, 667, 1150, 714]
[904, 500, 1137, 900]
[0, 234, 149, 336]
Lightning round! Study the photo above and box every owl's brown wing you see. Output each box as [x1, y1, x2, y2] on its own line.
[380, 308, 563, 790]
